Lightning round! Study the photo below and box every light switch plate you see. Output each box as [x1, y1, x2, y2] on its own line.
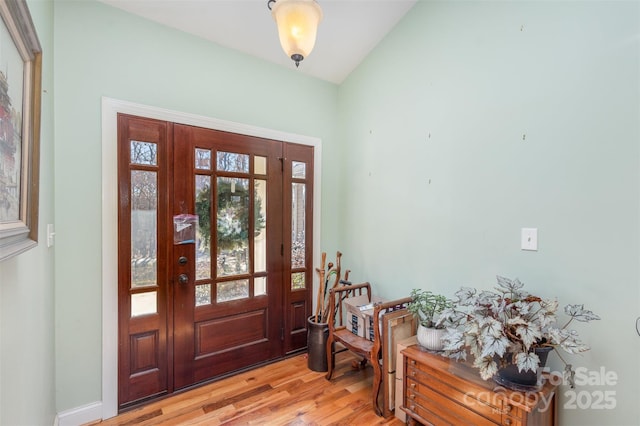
[521, 228, 538, 251]
[47, 224, 55, 248]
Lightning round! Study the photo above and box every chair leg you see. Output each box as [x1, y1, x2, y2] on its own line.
[371, 357, 383, 416]
[325, 337, 335, 380]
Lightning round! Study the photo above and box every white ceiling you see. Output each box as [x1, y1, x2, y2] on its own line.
[99, 0, 417, 84]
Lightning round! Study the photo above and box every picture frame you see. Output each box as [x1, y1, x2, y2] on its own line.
[0, 0, 42, 262]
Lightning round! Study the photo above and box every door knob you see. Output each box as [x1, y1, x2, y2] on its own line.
[178, 274, 189, 284]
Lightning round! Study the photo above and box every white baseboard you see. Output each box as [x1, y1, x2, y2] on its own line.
[55, 401, 102, 426]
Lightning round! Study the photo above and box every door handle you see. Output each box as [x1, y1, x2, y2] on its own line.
[178, 274, 189, 284]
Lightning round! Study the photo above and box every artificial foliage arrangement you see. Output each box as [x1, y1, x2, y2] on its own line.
[437, 276, 600, 388]
[408, 289, 450, 329]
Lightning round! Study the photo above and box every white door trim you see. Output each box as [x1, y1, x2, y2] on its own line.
[101, 97, 322, 419]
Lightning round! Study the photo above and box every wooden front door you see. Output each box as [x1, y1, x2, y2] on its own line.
[117, 114, 314, 408]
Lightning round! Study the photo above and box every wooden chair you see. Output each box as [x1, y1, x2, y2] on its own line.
[325, 282, 413, 417]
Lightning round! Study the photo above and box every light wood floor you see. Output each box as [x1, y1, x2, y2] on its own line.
[93, 351, 405, 425]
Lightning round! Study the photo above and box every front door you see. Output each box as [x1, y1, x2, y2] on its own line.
[117, 114, 313, 408]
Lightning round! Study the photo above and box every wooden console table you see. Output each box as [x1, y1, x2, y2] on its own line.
[402, 345, 558, 426]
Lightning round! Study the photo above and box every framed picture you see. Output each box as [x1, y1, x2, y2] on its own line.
[0, 0, 42, 261]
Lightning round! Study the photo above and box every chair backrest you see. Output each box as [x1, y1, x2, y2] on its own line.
[371, 297, 413, 343]
[327, 282, 372, 332]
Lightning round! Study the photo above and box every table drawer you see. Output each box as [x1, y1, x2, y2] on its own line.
[404, 379, 524, 426]
[406, 364, 505, 423]
[406, 376, 499, 426]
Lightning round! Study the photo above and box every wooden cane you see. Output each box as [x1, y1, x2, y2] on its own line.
[315, 267, 325, 322]
[332, 251, 342, 289]
[314, 252, 327, 322]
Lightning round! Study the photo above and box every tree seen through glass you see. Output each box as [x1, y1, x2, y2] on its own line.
[194, 151, 266, 303]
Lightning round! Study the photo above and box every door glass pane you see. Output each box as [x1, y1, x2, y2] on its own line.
[254, 156, 267, 175]
[217, 151, 249, 173]
[195, 148, 212, 170]
[131, 291, 157, 317]
[254, 179, 267, 273]
[195, 175, 211, 280]
[131, 170, 157, 288]
[217, 279, 249, 302]
[195, 284, 211, 307]
[217, 177, 249, 277]
[130, 141, 157, 165]
[291, 183, 306, 269]
[255, 276, 267, 296]
[292, 161, 306, 179]
[291, 272, 305, 290]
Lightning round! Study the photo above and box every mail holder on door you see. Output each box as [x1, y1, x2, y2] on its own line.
[173, 214, 198, 245]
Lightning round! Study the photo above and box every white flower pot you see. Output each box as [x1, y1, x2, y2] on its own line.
[417, 325, 446, 351]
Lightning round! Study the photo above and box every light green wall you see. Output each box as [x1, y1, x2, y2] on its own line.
[338, 1, 639, 425]
[52, 0, 340, 413]
[0, 0, 55, 424]
[20, 0, 637, 423]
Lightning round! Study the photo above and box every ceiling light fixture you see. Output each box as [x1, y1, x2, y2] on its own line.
[268, 0, 323, 68]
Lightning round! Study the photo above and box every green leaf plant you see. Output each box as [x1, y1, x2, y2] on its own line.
[408, 289, 450, 329]
[437, 276, 600, 388]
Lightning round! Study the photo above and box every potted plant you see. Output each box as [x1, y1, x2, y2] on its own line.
[408, 289, 450, 351]
[437, 276, 600, 390]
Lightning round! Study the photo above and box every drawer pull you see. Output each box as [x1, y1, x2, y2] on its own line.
[410, 404, 416, 411]
[410, 383, 416, 389]
[504, 419, 512, 426]
[410, 359, 416, 366]
[504, 404, 513, 413]
[411, 371, 416, 377]
[410, 394, 416, 400]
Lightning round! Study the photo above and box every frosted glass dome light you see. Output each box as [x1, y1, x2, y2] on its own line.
[270, 0, 323, 67]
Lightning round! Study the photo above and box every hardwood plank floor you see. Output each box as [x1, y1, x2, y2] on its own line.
[93, 351, 405, 425]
